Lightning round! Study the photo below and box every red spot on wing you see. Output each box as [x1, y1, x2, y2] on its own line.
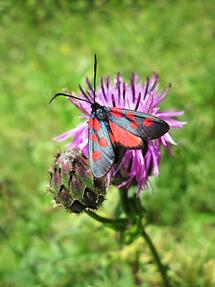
[126, 111, 135, 121]
[110, 107, 122, 118]
[143, 118, 153, 127]
[99, 137, 108, 147]
[109, 121, 143, 148]
[112, 107, 121, 112]
[130, 121, 138, 129]
[88, 118, 93, 128]
[92, 151, 101, 161]
[90, 133, 98, 142]
[93, 118, 100, 131]
[108, 131, 115, 144]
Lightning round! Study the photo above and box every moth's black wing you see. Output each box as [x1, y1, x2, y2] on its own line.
[88, 116, 115, 178]
[107, 107, 169, 141]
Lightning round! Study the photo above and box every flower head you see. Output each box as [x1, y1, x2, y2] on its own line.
[48, 148, 106, 213]
[55, 73, 185, 192]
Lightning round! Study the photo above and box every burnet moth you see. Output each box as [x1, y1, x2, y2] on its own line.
[50, 55, 169, 178]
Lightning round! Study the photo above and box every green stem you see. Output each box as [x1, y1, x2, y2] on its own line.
[85, 209, 127, 230]
[140, 225, 171, 287]
[119, 188, 130, 214]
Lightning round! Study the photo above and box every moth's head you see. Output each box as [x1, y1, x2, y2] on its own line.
[91, 102, 101, 110]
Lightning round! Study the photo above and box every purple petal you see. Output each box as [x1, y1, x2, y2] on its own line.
[54, 122, 87, 142]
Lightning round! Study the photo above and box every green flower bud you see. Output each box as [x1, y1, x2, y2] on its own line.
[48, 148, 106, 213]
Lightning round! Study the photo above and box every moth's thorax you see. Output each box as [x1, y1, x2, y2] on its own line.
[91, 102, 108, 121]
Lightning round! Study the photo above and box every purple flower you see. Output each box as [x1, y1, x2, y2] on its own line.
[55, 73, 185, 192]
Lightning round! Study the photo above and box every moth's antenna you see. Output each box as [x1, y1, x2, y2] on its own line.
[49, 93, 92, 105]
[93, 54, 97, 102]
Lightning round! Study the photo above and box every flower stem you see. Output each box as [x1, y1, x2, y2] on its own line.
[85, 209, 127, 230]
[140, 225, 171, 287]
[119, 188, 130, 214]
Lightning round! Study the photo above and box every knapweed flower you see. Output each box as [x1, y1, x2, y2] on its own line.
[55, 73, 185, 192]
[48, 148, 106, 213]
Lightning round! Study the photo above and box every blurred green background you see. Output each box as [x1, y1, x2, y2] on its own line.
[0, 1, 215, 286]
